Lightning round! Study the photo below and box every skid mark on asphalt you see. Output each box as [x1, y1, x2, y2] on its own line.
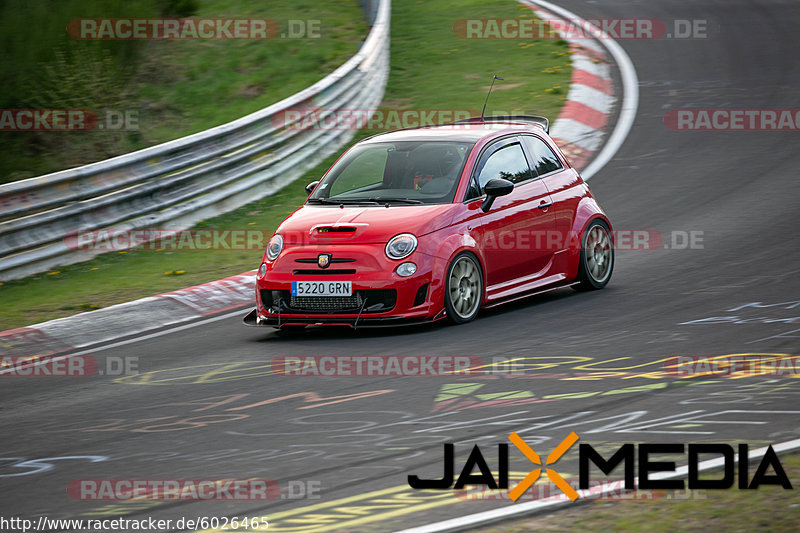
[108, 353, 797, 386]
[35, 390, 396, 434]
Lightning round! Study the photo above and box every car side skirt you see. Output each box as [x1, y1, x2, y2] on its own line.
[482, 279, 580, 309]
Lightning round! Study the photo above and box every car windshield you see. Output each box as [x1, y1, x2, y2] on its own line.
[308, 140, 474, 205]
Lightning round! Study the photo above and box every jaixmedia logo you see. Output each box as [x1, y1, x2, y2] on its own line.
[408, 433, 792, 502]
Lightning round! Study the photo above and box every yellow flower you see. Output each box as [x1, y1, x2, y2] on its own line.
[119, 251, 127, 255]
[175, 270, 186, 275]
[89, 267, 99, 271]
[47, 271, 60, 275]
[165, 271, 174, 275]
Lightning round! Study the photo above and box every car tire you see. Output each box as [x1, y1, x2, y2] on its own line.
[574, 219, 614, 291]
[444, 252, 483, 324]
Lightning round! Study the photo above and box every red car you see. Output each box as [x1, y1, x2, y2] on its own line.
[243, 116, 613, 329]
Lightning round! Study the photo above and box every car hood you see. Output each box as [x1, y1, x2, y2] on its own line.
[278, 204, 457, 245]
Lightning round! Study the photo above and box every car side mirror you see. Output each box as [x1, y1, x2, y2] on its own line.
[480, 178, 514, 212]
[305, 181, 320, 194]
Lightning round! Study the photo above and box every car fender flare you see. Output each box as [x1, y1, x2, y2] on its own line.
[566, 198, 613, 281]
[428, 231, 484, 313]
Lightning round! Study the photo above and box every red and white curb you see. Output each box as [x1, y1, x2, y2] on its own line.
[524, 0, 639, 181]
[0, 271, 255, 365]
[522, 0, 616, 172]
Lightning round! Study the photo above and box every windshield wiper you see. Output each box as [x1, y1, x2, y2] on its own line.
[306, 198, 340, 205]
[335, 199, 382, 205]
[307, 198, 380, 206]
[368, 197, 424, 205]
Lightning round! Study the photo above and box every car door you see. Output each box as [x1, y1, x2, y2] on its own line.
[520, 134, 578, 254]
[468, 136, 557, 290]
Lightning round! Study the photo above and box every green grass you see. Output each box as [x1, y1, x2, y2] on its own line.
[1, 0, 366, 181]
[131, 0, 367, 142]
[478, 454, 800, 533]
[383, 0, 570, 118]
[0, 0, 571, 330]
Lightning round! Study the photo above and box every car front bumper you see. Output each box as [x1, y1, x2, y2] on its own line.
[250, 244, 444, 328]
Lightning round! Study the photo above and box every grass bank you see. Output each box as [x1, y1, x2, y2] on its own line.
[1, 0, 366, 181]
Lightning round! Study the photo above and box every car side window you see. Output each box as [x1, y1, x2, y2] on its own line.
[467, 142, 531, 199]
[522, 135, 563, 176]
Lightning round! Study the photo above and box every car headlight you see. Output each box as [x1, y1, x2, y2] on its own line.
[385, 233, 417, 260]
[258, 263, 267, 277]
[397, 262, 417, 277]
[266, 234, 283, 261]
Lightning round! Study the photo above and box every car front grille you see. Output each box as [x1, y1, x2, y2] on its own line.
[291, 294, 364, 312]
[262, 289, 397, 314]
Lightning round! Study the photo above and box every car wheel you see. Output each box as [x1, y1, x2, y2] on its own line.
[445, 253, 483, 324]
[575, 219, 614, 291]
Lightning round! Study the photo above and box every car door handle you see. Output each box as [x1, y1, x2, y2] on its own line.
[538, 201, 553, 210]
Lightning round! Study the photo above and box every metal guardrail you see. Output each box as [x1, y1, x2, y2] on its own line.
[0, 0, 390, 281]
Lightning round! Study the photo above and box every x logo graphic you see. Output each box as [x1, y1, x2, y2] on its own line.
[508, 432, 580, 501]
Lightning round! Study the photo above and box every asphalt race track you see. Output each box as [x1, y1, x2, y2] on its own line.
[3, 0, 800, 531]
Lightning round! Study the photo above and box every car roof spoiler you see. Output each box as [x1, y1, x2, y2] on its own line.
[451, 115, 550, 134]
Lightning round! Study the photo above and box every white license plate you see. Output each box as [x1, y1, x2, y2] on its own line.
[291, 280, 352, 297]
